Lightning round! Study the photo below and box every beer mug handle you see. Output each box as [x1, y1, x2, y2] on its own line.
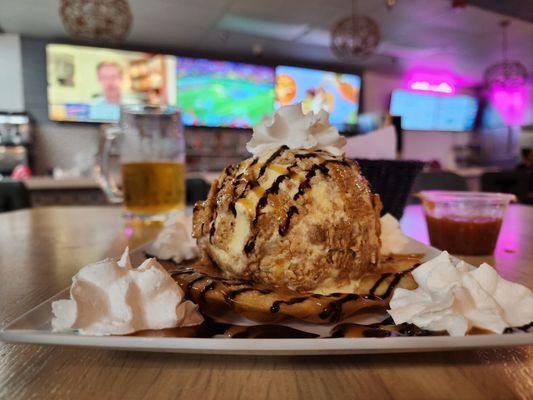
[95, 126, 124, 204]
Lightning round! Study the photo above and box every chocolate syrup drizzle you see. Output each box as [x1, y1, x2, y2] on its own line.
[292, 158, 351, 201]
[330, 318, 438, 338]
[258, 145, 289, 177]
[270, 297, 309, 313]
[206, 147, 356, 254]
[279, 206, 298, 236]
[367, 270, 411, 300]
[503, 321, 533, 334]
[241, 150, 354, 253]
[208, 165, 236, 242]
[293, 162, 330, 201]
[243, 158, 300, 253]
[163, 261, 418, 326]
[226, 146, 289, 232]
[228, 172, 244, 217]
[138, 314, 531, 339]
[228, 157, 260, 217]
[150, 256, 532, 339]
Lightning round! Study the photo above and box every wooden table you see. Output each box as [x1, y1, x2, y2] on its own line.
[0, 205, 532, 400]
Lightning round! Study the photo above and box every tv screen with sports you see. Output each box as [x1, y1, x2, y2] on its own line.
[389, 89, 478, 131]
[176, 57, 275, 128]
[275, 65, 361, 128]
[46, 44, 175, 122]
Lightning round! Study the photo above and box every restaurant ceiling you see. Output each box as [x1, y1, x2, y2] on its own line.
[0, 0, 531, 86]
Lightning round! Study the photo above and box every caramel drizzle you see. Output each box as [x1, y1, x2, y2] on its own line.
[243, 153, 352, 253]
[228, 157, 259, 217]
[227, 147, 288, 220]
[317, 265, 419, 323]
[368, 273, 404, 300]
[209, 147, 354, 254]
[226, 324, 319, 339]
[243, 161, 298, 254]
[330, 319, 438, 338]
[146, 257, 531, 338]
[270, 296, 309, 313]
[279, 206, 298, 236]
[228, 172, 243, 217]
[249, 157, 259, 168]
[225, 287, 273, 301]
[209, 165, 237, 242]
[257, 145, 289, 178]
[155, 316, 529, 339]
[292, 162, 329, 201]
[292, 158, 350, 201]
[165, 263, 418, 323]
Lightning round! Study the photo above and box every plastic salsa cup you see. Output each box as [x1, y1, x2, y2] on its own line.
[417, 191, 516, 256]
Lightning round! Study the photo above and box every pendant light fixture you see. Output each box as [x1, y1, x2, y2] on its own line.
[484, 20, 528, 89]
[59, 0, 133, 43]
[331, 0, 381, 59]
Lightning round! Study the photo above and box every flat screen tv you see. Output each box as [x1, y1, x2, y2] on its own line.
[46, 44, 175, 122]
[480, 103, 507, 129]
[177, 57, 275, 128]
[275, 65, 361, 128]
[389, 89, 478, 131]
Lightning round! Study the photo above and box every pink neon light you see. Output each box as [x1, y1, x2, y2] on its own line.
[405, 69, 457, 95]
[409, 81, 454, 94]
[124, 226, 134, 237]
[489, 85, 527, 126]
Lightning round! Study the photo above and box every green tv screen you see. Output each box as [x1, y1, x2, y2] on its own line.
[177, 57, 275, 128]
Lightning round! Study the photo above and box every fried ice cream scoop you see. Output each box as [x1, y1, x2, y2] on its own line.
[192, 146, 382, 293]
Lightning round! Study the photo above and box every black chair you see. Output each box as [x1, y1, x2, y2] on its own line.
[186, 178, 211, 206]
[481, 171, 531, 203]
[0, 180, 31, 212]
[408, 171, 469, 204]
[354, 159, 424, 219]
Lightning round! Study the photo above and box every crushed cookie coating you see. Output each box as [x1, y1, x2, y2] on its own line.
[192, 147, 382, 292]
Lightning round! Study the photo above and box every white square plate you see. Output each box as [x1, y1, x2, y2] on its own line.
[1, 238, 532, 355]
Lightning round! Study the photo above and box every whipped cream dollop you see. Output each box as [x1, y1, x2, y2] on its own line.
[380, 214, 411, 255]
[146, 214, 198, 263]
[51, 249, 203, 336]
[246, 103, 346, 156]
[388, 251, 533, 336]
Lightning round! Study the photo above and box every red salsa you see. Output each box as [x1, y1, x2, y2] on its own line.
[425, 215, 503, 255]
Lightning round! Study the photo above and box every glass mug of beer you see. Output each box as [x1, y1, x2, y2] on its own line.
[97, 105, 185, 221]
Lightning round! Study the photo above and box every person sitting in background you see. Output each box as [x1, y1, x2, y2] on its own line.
[426, 160, 442, 171]
[516, 148, 533, 171]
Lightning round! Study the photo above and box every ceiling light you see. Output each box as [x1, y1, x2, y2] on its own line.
[484, 20, 528, 89]
[59, 0, 132, 42]
[331, 0, 381, 59]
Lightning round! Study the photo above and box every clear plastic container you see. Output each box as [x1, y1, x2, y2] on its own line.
[417, 191, 516, 255]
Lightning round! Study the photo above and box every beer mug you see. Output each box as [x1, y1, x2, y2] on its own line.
[97, 105, 186, 221]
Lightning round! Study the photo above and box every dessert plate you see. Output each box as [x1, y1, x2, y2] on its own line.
[1, 238, 532, 355]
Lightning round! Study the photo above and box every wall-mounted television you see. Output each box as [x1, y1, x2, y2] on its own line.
[389, 89, 478, 131]
[275, 65, 361, 128]
[46, 44, 175, 122]
[177, 57, 275, 128]
[45, 44, 361, 130]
